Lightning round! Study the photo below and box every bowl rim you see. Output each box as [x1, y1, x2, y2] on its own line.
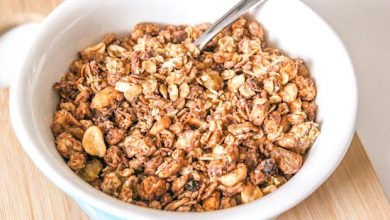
[9, 0, 358, 219]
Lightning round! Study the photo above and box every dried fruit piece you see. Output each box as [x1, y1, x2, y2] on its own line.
[79, 159, 103, 182]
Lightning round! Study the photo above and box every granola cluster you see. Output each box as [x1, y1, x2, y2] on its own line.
[51, 17, 319, 211]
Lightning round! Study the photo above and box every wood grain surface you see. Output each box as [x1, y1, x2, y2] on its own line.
[1, 1, 390, 219]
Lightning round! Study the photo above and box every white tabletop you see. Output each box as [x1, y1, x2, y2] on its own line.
[302, 0, 390, 199]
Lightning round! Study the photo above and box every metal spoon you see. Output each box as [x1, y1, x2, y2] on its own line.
[194, 0, 267, 51]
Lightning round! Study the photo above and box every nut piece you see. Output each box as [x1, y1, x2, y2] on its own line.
[82, 126, 107, 157]
[142, 79, 158, 95]
[241, 183, 263, 203]
[179, 83, 190, 98]
[239, 84, 256, 98]
[91, 87, 123, 110]
[159, 84, 168, 98]
[200, 71, 224, 92]
[203, 191, 221, 211]
[142, 60, 157, 74]
[262, 185, 277, 195]
[280, 83, 298, 103]
[115, 82, 143, 101]
[168, 84, 179, 101]
[221, 69, 236, 80]
[156, 162, 183, 179]
[150, 116, 172, 135]
[81, 42, 105, 56]
[219, 163, 247, 186]
[228, 74, 245, 92]
[107, 44, 128, 58]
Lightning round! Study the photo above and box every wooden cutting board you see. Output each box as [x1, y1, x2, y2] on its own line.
[0, 1, 389, 219]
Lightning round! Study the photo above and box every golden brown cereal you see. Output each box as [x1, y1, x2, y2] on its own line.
[51, 18, 319, 211]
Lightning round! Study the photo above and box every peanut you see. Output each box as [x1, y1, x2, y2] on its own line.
[91, 87, 122, 110]
[219, 163, 247, 186]
[82, 126, 107, 157]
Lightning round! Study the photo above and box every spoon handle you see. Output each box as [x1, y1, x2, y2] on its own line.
[194, 0, 266, 50]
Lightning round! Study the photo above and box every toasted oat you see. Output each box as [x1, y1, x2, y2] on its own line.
[51, 17, 319, 212]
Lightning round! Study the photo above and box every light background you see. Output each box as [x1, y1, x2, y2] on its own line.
[302, 0, 390, 198]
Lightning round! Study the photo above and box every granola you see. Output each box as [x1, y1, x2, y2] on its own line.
[51, 17, 320, 211]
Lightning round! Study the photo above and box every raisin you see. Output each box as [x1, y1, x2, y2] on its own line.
[263, 159, 277, 176]
[185, 179, 200, 192]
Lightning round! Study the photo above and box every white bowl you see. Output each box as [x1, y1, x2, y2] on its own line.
[9, 0, 358, 219]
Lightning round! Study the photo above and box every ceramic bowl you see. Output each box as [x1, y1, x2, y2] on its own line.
[9, 0, 358, 219]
